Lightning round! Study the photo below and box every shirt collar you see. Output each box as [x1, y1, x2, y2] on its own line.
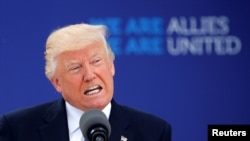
[65, 102, 112, 135]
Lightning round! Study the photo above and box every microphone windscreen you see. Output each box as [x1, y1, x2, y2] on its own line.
[79, 109, 111, 139]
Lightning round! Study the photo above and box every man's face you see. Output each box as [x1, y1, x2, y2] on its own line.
[51, 42, 115, 111]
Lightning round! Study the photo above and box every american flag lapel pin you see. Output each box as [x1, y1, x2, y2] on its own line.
[120, 135, 127, 141]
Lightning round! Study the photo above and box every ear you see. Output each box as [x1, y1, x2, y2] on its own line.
[50, 77, 62, 93]
[110, 61, 115, 76]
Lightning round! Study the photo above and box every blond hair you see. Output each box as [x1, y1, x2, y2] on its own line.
[44, 23, 115, 79]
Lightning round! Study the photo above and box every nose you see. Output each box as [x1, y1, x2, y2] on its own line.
[83, 64, 96, 82]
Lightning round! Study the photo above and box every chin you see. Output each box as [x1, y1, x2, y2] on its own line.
[90, 100, 108, 109]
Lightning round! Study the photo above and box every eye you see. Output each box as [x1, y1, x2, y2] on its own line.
[69, 65, 82, 72]
[91, 58, 102, 65]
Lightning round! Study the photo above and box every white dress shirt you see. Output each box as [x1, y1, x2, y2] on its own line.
[65, 102, 111, 141]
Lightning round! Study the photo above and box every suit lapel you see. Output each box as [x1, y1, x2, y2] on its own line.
[39, 98, 69, 141]
[37, 99, 133, 141]
[109, 100, 134, 141]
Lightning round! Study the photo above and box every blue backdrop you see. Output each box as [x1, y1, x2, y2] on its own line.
[0, 0, 249, 141]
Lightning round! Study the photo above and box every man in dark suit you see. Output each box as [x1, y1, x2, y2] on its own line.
[0, 23, 171, 141]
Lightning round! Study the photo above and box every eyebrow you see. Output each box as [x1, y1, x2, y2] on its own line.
[90, 52, 100, 58]
[64, 60, 80, 67]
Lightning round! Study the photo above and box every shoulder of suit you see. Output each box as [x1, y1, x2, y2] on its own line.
[1, 98, 62, 121]
[118, 103, 168, 125]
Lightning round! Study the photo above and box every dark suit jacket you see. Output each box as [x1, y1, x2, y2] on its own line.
[0, 98, 171, 141]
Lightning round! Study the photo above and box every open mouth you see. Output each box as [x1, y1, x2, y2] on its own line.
[84, 85, 103, 95]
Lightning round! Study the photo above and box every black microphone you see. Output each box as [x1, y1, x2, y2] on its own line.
[79, 109, 111, 141]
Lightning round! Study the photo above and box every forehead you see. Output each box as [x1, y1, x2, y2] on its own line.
[57, 42, 106, 61]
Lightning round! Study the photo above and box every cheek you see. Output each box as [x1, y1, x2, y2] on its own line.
[104, 66, 115, 77]
[62, 74, 83, 88]
[104, 67, 115, 87]
[96, 66, 114, 85]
